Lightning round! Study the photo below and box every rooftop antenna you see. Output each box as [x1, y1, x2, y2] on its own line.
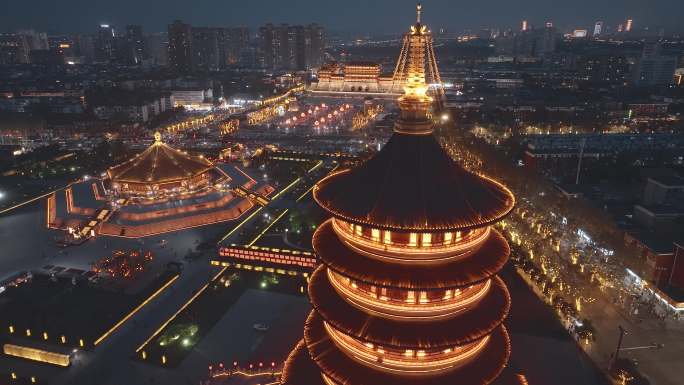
[416, 3, 422, 24]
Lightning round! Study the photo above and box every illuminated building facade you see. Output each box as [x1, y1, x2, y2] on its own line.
[313, 62, 394, 93]
[593, 21, 603, 37]
[282, 4, 515, 385]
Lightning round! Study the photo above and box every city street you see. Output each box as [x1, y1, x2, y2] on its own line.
[441, 132, 684, 384]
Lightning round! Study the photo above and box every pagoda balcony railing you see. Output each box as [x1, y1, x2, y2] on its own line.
[332, 218, 489, 263]
[327, 269, 490, 321]
[324, 321, 489, 375]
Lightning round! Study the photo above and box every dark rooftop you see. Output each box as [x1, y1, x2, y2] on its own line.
[313, 133, 515, 232]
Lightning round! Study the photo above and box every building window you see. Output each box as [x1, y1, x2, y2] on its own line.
[421, 233, 432, 247]
[409, 233, 418, 247]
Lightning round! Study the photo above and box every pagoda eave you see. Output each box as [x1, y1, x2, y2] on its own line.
[281, 340, 327, 385]
[296, 311, 510, 385]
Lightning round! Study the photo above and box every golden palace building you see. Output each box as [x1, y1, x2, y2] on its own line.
[312, 62, 396, 94]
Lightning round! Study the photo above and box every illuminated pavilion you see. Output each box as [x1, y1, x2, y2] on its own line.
[106, 132, 223, 198]
[47, 132, 273, 239]
[281, 4, 516, 385]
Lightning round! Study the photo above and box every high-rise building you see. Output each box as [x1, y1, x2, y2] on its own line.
[0, 34, 30, 64]
[17, 29, 49, 51]
[632, 42, 677, 87]
[521, 19, 529, 31]
[281, 5, 515, 385]
[593, 21, 603, 36]
[626, 18, 634, 32]
[76, 34, 95, 63]
[145, 32, 168, 66]
[288, 25, 307, 70]
[509, 25, 558, 58]
[125, 25, 145, 65]
[168, 22, 249, 72]
[579, 54, 630, 83]
[48, 35, 75, 54]
[192, 27, 220, 71]
[259, 23, 324, 71]
[168, 20, 193, 73]
[307, 23, 325, 69]
[238, 46, 257, 67]
[258, 23, 279, 69]
[95, 24, 116, 62]
[221, 27, 249, 66]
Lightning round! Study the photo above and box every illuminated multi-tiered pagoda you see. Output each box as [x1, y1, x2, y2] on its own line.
[391, 3, 445, 106]
[281, 4, 516, 385]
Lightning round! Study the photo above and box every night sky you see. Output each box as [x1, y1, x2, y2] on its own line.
[2, 0, 683, 35]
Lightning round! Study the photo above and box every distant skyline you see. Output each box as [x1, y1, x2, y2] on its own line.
[2, 0, 684, 35]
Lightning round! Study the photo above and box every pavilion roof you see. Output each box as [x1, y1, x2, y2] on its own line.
[107, 140, 213, 185]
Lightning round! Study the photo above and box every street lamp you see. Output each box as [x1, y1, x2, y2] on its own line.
[610, 325, 627, 370]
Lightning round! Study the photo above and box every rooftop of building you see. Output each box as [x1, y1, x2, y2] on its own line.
[628, 232, 677, 254]
[107, 134, 214, 185]
[648, 175, 684, 188]
[635, 204, 684, 216]
[86, 87, 169, 107]
[313, 132, 515, 232]
[344, 61, 381, 68]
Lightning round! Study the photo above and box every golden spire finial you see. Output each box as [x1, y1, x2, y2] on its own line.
[154, 131, 162, 144]
[416, 3, 422, 24]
